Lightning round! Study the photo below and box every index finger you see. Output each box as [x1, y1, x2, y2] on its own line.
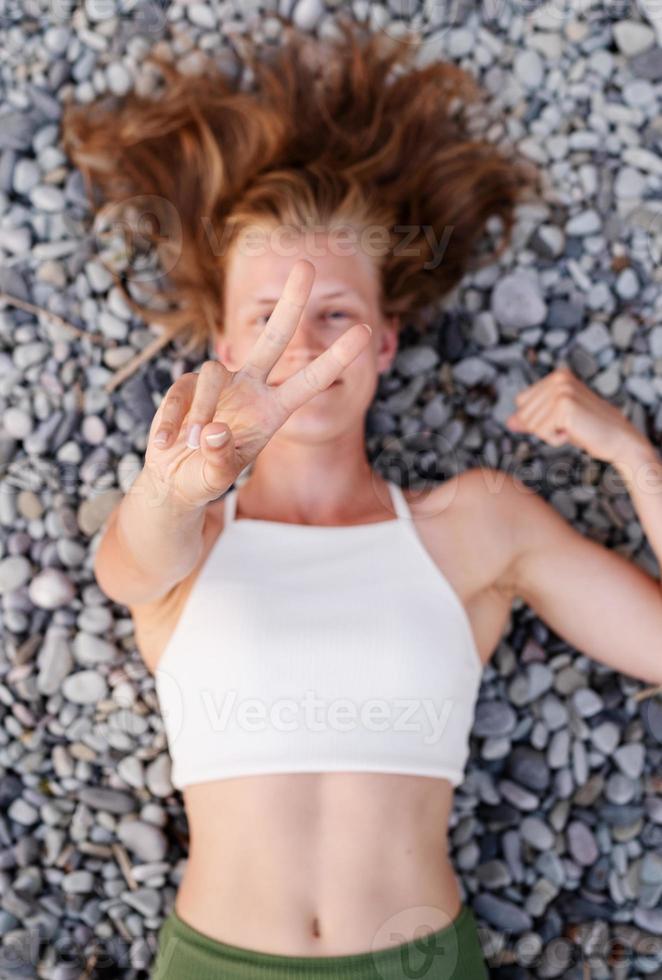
[240, 259, 316, 381]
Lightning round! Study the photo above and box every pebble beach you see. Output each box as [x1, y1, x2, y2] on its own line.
[1, 0, 662, 976]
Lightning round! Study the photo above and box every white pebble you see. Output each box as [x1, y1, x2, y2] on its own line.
[514, 49, 544, 89]
[293, 0, 325, 31]
[566, 210, 602, 236]
[616, 267, 640, 300]
[186, 3, 217, 29]
[44, 25, 71, 55]
[13, 159, 40, 195]
[85, 0, 117, 22]
[0, 555, 32, 593]
[613, 20, 655, 56]
[623, 79, 656, 108]
[30, 185, 64, 212]
[29, 568, 76, 609]
[0, 226, 31, 255]
[447, 28, 474, 58]
[107, 61, 133, 96]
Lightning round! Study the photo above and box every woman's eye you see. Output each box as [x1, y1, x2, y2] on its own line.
[254, 310, 350, 326]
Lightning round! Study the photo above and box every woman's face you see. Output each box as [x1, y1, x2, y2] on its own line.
[214, 229, 399, 443]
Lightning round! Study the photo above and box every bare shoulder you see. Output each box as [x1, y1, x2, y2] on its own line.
[407, 467, 528, 602]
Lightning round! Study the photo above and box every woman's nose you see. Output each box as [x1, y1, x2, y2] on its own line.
[287, 314, 328, 352]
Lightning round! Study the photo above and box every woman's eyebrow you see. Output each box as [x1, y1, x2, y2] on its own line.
[247, 288, 360, 307]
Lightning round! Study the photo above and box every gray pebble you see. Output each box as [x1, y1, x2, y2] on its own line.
[473, 893, 533, 933]
[62, 669, 108, 704]
[614, 742, 645, 779]
[491, 271, 547, 331]
[117, 818, 168, 862]
[566, 210, 602, 236]
[37, 631, 73, 696]
[62, 870, 94, 893]
[567, 820, 599, 866]
[0, 555, 31, 593]
[73, 633, 117, 666]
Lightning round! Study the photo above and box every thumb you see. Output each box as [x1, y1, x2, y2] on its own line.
[201, 423, 233, 452]
[197, 422, 238, 497]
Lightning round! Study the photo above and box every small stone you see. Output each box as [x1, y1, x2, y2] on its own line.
[62, 870, 94, 894]
[567, 820, 599, 866]
[13, 159, 40, 195]
[473, 700, 517, 738]
[394, 345, 438, 378]
[78, 786, 136, 813]
[62, 669, 108, 704]
[452, 356, 496, 386]
[8, 798, 39, 826]
[117, 818, 168, 862]
[0, 226, 31, 255]
[44, 25, 71, 55]
[491, 271, 547, 331]
[566, 210, 602, 236]
[28, 568, 75, 609]
[73, 633, 117, 666]
[37, 631, 74, 696]
[614, 742, 645, 779]
[30, 184, 65, 212]
[86, 259, 115, 293]
[613, 21, 656, 57]
[107, 62, 133, 97]
[616, 267, 640, 300]
[572, 688, 603, 717]
[623, 78, 656, 107]
[520, 816, 555, 851]
[514, 49, 544, 89]
[630, 45, 662, 80]
[293, 0, 324, 31]
[186, 3, 217, 28]
[85, 0, 117, 21]
[0, 555, 31, 593]
[473, 893, 533, 933]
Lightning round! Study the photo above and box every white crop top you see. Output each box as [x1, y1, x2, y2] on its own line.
[154, 479, 484, 791]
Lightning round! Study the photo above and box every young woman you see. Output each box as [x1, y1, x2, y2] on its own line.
[63, 16, 662, 980]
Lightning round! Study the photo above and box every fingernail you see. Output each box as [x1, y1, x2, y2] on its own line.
[205, 430, 229, 447]
[362, 323, 372, 335]
[154, 430, 168, 446]
[186, 423, 202, 449]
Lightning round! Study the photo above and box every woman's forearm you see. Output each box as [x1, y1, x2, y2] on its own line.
[613, 437, 662, 589]
[110, 465, 207, 595]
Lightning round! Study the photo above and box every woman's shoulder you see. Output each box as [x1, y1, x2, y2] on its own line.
[401, 466, 504, 519]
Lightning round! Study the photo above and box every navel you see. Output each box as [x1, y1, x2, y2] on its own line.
[311, 915, 321, 938]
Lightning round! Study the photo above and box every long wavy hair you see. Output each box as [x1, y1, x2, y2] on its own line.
[60, 14, 541, 360]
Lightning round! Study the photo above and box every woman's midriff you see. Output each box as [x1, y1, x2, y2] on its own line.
[173, 770, 464, 957]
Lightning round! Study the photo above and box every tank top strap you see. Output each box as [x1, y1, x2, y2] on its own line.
[222, 486, 238, 525]
[386, 480, 411, 520]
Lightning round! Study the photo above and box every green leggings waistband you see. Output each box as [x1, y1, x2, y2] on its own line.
[151, 903, 489, 979]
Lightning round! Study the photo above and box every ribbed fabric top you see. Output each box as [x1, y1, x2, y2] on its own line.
[154, 480, 483, 791]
